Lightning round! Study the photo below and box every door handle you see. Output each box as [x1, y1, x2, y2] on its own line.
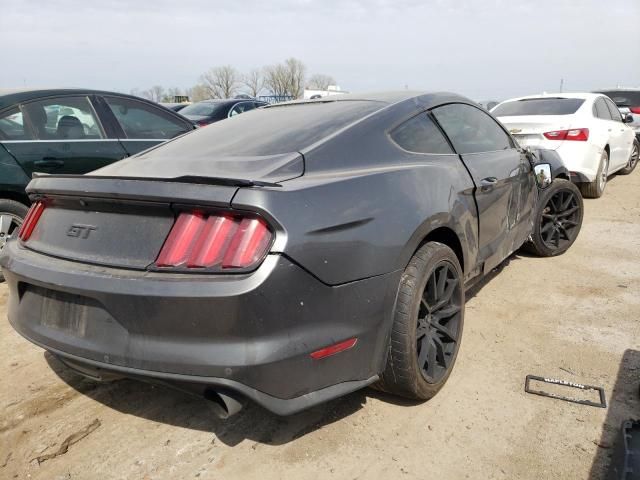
[34, 158, 65, 168]
[480, 177, 498, 191]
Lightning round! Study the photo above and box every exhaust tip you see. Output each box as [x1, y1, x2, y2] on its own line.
[204, 389, 245, 419]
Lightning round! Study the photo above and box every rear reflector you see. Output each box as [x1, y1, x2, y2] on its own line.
[310, 338, 358, 360]
[543, 128, 589, 141]
[18, 201, 45, 242]
[155, 211, 272, 271]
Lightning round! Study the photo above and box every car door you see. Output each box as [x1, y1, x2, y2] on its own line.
[97, 95, 194, 156]
[2, 95, 128, 176]
[602, 97, 634, 170]
[432, 103, 536, 273]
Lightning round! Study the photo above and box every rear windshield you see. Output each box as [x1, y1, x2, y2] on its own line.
[179, 102, 227, 116]
[597, 91, 640, 107]
[136, 100, 384, 157]
[492, 98, 585, 116]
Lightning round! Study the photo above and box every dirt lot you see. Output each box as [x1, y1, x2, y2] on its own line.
[1, 171, 639, 480]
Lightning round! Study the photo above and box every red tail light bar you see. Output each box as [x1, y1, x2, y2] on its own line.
[629, 106, 640, 114]
[155, 211, 273, 271]
[543, 128, 589, 141]
[18, 201, 45, 242]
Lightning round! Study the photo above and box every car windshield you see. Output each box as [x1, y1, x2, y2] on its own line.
[597, 91, 640, 107]
[492, 98, 585, 116]
[179, 102, 228, 116]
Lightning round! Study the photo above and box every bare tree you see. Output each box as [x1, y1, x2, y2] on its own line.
[186, 84, 210, 102]
[143, 85, 166, 102]
[200, 65, 240, 99]
[284, 58, 306, 99]
[263, 58, 307, 99]
[242, 69, 264, 98]
[263, 63, 289, 97]
[307, 74, 336, 91]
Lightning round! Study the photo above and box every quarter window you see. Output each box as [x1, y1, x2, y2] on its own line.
[603, 98, 622, 122]
[21, 96, 104, 140]
[0, 108, 31, 140]
[594, 98, 612, 120]
[432, 103, 513, 154]
[390, 113, 453, 154]
[104, 96, 190, 139]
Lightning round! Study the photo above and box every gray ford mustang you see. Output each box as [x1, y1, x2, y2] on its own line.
[0, 92, 583, 418]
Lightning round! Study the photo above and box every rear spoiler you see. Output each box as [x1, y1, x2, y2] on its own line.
[25, 174, 276, 207]
[31, 173, 282, 188]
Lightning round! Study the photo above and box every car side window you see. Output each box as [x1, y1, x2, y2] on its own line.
[21, 96, 104, 140]
[0, 108, 33, 140]
[389, 113, 453, 154]
[229, 102, 255, 117]
[432, 103, 513, 154]
[594, 98, 612, 120]
[603, 98, 622, 122]
[104, 96, 191, 139]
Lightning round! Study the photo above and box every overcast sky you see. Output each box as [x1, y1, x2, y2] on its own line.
[2, 0, 639, 100]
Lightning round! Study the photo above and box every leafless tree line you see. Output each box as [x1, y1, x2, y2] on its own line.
[131, 58, 336, 103]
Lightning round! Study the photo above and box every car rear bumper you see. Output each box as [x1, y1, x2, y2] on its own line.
[1, 241, 399, 414]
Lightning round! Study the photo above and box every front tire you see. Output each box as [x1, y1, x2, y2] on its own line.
[619, 139, 639, 175]
[524, 179, 583, 257]
[579, 150, 608, 198]
[0, 199, 28, 282]
[375, 242, 464, 400]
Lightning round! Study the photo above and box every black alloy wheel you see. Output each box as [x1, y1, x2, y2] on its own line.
[524, 179, 583, 257]
[539, 188, 581, 250]
[416, 261, 462, 383]
[375, 242, 465, 400]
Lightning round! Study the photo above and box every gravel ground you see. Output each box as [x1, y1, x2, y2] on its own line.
[1, 171, 639, 480]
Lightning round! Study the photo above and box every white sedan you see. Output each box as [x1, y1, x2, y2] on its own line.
[492, 93, 638, 198]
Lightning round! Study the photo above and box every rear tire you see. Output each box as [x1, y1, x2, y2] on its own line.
[375, 242, 464, 400]
[0, 199, 28, 283]
[524, 179, 583, 257]
[619, 139, 639, 175]
[579, 150, 608, 198]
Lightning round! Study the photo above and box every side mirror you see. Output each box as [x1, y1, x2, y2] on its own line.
[623, 113, 634, 124]
[534, 164, 552, 189]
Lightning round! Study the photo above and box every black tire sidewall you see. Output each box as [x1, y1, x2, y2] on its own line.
[0, 199, 29, 282]
[620, 140, 639, 175]
[401, 243, 465, 398]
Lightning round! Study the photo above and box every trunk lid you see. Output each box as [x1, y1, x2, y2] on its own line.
[496, 115, 575, 150]
[23, 176, 241, 270]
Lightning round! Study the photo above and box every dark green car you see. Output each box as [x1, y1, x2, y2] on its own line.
[0, 88, 195, 279]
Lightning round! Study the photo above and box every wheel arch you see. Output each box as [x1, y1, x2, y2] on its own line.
[0, 190, 30, 207]
[416, 227, 465, 273]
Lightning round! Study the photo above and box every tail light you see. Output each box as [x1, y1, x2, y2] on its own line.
[18, 201, 45, 242]
[155, 211, 273, 271]
[629, 106, 640, 114]
[543, 128, 589, 141]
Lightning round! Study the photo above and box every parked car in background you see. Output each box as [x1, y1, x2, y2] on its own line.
[0, 92, 584, 417]
[492, 93, 638, 198]
[160, 102, 190, 112]
[0, 88, 195, 280]
[179, 99, 269, 126]
[595, 88, 640, 141]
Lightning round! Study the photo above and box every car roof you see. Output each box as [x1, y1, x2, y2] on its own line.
[499, 92, 603, 103]
[0, 88, 154, 111]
